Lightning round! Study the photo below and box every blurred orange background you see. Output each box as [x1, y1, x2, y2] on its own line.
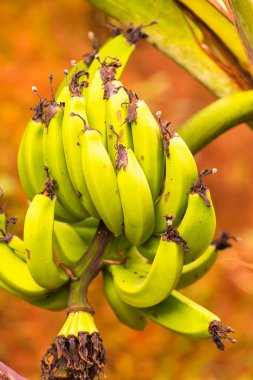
[1, 1, 253, 379]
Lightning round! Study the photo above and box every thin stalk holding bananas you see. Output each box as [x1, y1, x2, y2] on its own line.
[154, 113, 198, 233]
[179, 169, 217, 264]
[126, 92, 165, 201]
[103, 269, 147, 330]
[138, 290, 237, 349]
[43, 75, 88, 221]
[114, 133, 155, 245]
[106, 81, 133, 166]
[177, 232, 238, 289]
[61, 76, 99, 218]
[73, 113, 123, 237]
[109, 226, 187, 308]
[24, 188, 70, 289]
[0, 242, 49, 299]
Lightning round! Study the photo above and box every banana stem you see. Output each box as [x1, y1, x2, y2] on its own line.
[176, 90, 253, 154]
[68, 220, 112, 309]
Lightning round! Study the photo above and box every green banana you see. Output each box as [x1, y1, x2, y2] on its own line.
[0, 242, 49, 299]
[61, 85, 99, 218]
[85, 59, 121, 146]
[77, 114, 123, 236]
[109, 232, 185, 307]
[0, 216, 26, 261]
[106, 81, 133, 166]
[154, 114, 198, 233]
[17, 88, 47, 200]
[53, 220, 88, 267]
[57, 23, 152, 100]
[139, 290, 237, 349]
[115, 141, 155, 245]
[25, 285, 69, 311]
[178, 169, 217, 264]
[24, 190, 70, 289]
[126, 91, 165, 201]
[0, 211, 6, 232]
[138, 235, 160, 261]
[177, 232, 237, 289]
[103, 269, 146, 330]
[43, 76, 87, 221]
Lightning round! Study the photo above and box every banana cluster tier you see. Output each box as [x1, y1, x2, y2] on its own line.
[0, 24, 236, 380]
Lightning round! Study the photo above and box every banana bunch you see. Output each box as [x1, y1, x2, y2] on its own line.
[0, 21, 237, 380]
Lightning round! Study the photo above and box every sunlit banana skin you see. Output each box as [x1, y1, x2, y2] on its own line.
[106, 82, 133, 166]
[177, 232, 236, 289]
[116, 145, 155, 245]
[127, 93, 165, 201]
[103, 269, 146, 330]
[62, 94, 99, 218]
[17, 104, 47, 201]
[0, 242, 49, 299]
[80, 125, 123, 236]
[24, 192, 69, 289]
[43, 103, 87, 221]
[138, 290, 237, 349]
[179, 189, 216, 264]
[53, 220, 88, 267]
[109, 236, 184, 308]
[154, 123, 198, 233]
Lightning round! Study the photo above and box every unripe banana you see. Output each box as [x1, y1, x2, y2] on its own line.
[53, 220, 88, 267]
[115, 142, 155, 245]
[43, 97, 87, 221]
[126, 92, 165, 201]
[0, 242, 49, 299]
[24, 190, 69, 289]
[109, 231, 185, 308]
[178, 169, 217, 264]
[177, 232, 237, 289]
[77, 115, 123, 236]
[154, 115, 198, 233]
[106, 82, 133, 166]
[61, 87, 99, 218]
[138, 290, 237, 349]
[103, 269, 147, 330]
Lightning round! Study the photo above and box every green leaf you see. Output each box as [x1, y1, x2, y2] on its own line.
[87, 0, 241, 97]
[228, 0, 253, 67]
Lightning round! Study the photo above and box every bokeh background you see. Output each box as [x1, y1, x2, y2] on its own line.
[1, 1, 253, 379]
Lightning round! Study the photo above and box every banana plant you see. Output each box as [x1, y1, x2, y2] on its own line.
[87, 0, 253, 150]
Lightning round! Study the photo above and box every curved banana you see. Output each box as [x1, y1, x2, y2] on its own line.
[79, 118, 123, 237]
[43, 79, 87, 221]
[61, 89, 99, 218]
[24, 190, 70, 289]
[53, 220, 88, 267]
[115, 143, 154, 245]
[138, 290, 237, 349]
[138, 235, 160, 261]
[106, 82, 133, 166]
[0, 242, 49, 299]
[177, 232, 236, 289]
[85, 60, 121, 146]
[103, 269, 146, 330]
[126, 92, 165, 201]
[178, 170, 216, 264]
[109, 234, 184, 307]
[17, 91, 47, 200]
[57, 23, 152, 99]
[25, 285, 69, 311]
[154, 115, 198, 234]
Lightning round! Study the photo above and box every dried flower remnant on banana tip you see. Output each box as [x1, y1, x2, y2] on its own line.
[190, 168, 218, 206]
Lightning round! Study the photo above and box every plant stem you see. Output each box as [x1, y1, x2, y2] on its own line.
[0, 361, 27, 380]
[176, 90, 253, 154]
[68, 220, 112, 309]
